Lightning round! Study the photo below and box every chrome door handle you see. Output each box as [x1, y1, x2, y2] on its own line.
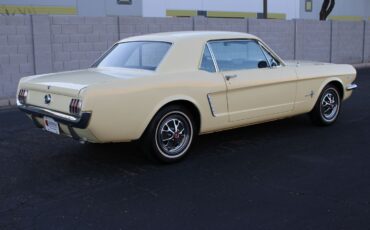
[225, 74, 238, 80]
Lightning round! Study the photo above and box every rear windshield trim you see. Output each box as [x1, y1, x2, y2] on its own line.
[91, 41, 172, 71]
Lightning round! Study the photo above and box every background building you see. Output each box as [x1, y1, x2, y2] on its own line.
[0, 0, 369, 20]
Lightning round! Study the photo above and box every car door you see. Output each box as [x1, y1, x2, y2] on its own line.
[199, 44, 229, 119]
[208, 40, 297, 122]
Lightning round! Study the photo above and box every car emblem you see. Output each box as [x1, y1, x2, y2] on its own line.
[44, 94, 52, 104]
[305, 90, 315, 98]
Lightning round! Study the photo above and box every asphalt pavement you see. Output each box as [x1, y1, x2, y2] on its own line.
[0, 67, 369, 230]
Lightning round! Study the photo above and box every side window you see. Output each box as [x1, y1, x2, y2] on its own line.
[261, 46, 280, 67]
[209, 40, 268, 71]
[200, 45, 216, 73]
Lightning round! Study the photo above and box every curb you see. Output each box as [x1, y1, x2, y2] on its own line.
[0, 98, 16, 107]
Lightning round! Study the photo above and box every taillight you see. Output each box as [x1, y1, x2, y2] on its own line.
[18, 89, 28, 104]
[69, 99, 82, 115]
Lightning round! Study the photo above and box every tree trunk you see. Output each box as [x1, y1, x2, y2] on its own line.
[320, 0, 335, 21]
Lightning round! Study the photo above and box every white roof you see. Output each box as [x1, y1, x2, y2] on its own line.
[118, 31, 259, 43]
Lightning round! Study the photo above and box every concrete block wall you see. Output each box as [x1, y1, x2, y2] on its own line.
[194, 16, 247, 32]
[32, 15, 53, 74]
[248, 19, 295, 60]
[50, 16, 119, 72]
[331, 21, 365, 64]
[364, 21, 370, 62]
[0, 16, 34, 99]
[295, 20, 331, 62]
[119, 16, 192, 39]
[0, 15, 369, 101]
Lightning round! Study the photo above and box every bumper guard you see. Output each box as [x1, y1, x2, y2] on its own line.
[346, 83, 358, 91]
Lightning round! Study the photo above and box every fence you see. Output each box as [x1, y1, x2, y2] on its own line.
[0, 15, 369, 101]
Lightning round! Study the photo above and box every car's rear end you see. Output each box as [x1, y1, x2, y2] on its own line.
[16, 69, 119, 143]
[16, 40, 173, 143]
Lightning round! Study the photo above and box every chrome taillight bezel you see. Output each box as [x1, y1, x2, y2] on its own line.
[69, 99, 82, 115]
[18, 89, 28, 104]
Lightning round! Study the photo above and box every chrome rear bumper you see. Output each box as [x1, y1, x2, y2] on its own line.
[17, 102, 91, 129]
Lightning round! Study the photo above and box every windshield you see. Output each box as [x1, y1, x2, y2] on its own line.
[94, 41, 171, 71]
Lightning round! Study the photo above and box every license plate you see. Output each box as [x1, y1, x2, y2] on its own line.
[43, 116, 60, 135]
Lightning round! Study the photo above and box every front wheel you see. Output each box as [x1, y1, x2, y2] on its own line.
[310, 84, 341, 126]
[140, 105, 196, 163]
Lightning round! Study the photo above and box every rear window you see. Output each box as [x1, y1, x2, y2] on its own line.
[94, 41, 171, 71]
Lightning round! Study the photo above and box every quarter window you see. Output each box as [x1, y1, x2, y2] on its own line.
[200, 45, 216, 73]
[261, 46, 280, 67]
[209, 40, 268, 71]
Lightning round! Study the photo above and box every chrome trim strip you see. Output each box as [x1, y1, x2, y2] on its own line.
[257, 40, 286, 67]
[17, 100, 91, 129]
[92, 41, 173, 71]
[18, 103, 78, 122]
[346, 83, 358, 90]
[207, 39, 286, 67]
[206, 43, 220, 73]
[225, 74, 238, 81]
[258, 41, 272, 67]
[207, 94, 216, 117]
[258, 41, 283, 68]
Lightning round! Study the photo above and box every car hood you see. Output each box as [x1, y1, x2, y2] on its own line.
[20, 67, 153, 97]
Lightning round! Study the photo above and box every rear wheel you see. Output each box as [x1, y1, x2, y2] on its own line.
[310, 84, 341, 126]
[140, 105, 196, 163]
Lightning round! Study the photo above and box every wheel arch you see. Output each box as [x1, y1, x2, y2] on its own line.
[319, 78, 344, 99]
[309, 78, 344, 126]
[309, 77, 345, 113]
[327, 81, 344, 99]
[138, 96, 202, 139]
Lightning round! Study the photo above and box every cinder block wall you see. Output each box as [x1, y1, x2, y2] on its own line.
[0, 15, 369, 101]
[331, 21, 365, 64]
[365, 21, 370, 62]
[119, 16, 193, 39]
[0, 16, 34, 99]
[194, 16, 247, 32]
[49, 16, 119, 72]
[295, 20, 331, 62]
[248, 19, 295, 60]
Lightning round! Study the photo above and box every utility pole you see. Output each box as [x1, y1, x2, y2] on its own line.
[263, 0, 268, 19]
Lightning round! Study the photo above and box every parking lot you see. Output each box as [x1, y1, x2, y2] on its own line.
[0, 67, 369, 229]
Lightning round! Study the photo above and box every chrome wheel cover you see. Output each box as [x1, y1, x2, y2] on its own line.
[155, 112, 193, 158]
[320, 88, 340, 122]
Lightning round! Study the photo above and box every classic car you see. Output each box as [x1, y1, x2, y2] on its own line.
[17, 31, 357, 162]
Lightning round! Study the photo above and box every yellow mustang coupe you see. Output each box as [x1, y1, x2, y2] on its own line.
[17, 31, 357, 162]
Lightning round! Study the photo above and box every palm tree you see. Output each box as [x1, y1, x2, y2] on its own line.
[320, 0, 335, 20]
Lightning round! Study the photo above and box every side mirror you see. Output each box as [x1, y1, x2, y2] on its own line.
[258, 60, 268, 69]
[270, 59, 279, 67]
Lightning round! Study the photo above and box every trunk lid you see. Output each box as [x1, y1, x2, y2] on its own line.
[20, 68, 152, 114]
[22, 68, 151, 97]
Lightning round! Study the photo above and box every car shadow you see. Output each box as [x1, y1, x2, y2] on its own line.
[65, 114, 314, 165]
